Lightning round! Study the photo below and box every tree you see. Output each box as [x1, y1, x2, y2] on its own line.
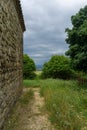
[42, 55, 74, 79]
[65, 6, 87, 72]
[23, 54, 36, 79]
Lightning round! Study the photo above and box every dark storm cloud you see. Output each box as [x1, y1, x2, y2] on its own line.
[21, 0, 87, 65]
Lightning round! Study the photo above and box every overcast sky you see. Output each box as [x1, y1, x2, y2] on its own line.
[21, 0, 87, 65]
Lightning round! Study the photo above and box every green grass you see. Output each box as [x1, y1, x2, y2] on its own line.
[23, 79, 41, 88]
[39, 79, 87, 130]
[24, 79, 87, 129]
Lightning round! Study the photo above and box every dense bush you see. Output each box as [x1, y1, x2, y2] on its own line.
[42, 55, 75, 79]
[23, 54, 36, 79]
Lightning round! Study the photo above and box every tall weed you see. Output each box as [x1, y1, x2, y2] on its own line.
[40, 79, 87, 130]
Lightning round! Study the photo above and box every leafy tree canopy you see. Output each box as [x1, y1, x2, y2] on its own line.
[65, 5, 87, 72]
[23, 54, 36, 79]
[42, 55, 74, 79]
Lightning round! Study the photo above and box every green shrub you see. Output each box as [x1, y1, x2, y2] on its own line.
[42, 55, 76, 79]
[23, 54, 36, 79]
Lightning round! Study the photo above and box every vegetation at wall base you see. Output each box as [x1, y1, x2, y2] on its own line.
[4, 89, 34, 130]
[20, 89, 34, 106]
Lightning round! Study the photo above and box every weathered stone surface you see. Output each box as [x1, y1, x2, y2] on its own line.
[0, 0, 25, 129]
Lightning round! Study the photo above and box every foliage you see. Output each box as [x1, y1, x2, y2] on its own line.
[65, 5, 87, 72]
[41, 55, 75, 79]
[40, 79, 87, 130]
[23, 54, 36, 79]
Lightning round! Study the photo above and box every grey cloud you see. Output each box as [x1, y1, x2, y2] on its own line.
[21, 0, 87, 65]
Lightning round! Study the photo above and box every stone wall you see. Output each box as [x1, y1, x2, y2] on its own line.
[0, 0, 24, 129]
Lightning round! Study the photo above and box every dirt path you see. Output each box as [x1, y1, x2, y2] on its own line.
[4, 88, 55, 130]
[21, 88, 54, 130]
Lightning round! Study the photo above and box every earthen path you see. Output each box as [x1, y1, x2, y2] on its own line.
[21, 88, 54, 130]
[4, 88, 55, 130]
